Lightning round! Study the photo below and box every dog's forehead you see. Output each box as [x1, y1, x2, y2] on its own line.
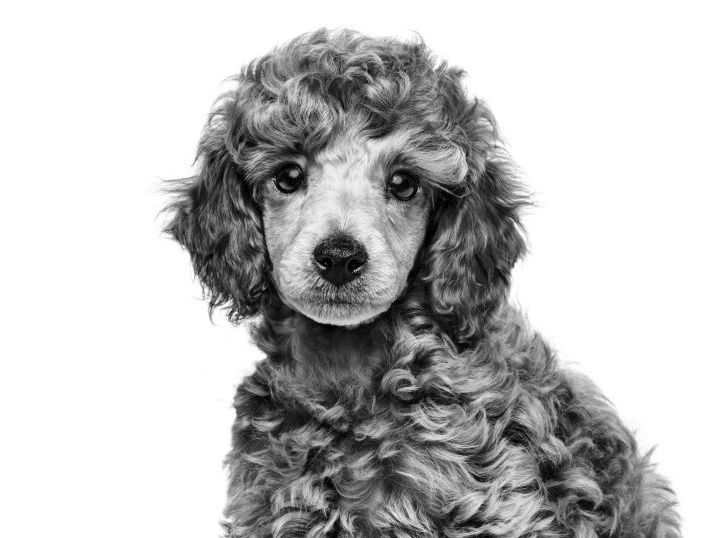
[308, 129, 416, 187]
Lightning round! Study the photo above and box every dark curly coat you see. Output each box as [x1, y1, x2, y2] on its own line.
[165, 29, 680, 538]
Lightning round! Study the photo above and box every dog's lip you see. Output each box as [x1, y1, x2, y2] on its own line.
[301, 283, 367, 304]
[302, 295, 365, 307]
[295, 295, 394, 327]
[297, 290, 390, 310]
[302, 287, 391, 307]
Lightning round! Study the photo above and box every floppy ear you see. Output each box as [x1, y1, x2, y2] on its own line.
[421, 90, 528, 346]
[164, 94, 268, 323]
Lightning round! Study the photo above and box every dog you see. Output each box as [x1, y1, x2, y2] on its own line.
[165, 28, 680, 538]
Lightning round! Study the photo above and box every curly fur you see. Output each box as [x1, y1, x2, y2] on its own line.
[165, 29, 680, 537]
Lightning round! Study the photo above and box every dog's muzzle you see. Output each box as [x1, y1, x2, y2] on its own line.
[313, 234, 368, 287]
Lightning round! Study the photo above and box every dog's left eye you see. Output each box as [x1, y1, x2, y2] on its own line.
[273, 164, 305, 193]
[387, 171, 419, 201]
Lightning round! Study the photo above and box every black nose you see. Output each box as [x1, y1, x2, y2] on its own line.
[313, 235, 368, 287]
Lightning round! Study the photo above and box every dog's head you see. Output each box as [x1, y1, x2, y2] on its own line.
[165, 29, 527, 343]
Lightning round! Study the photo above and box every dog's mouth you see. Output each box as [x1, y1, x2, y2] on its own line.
[300, 270, 373, 300]
[295, 297, 390, 326]
[280, 277, 394, 326]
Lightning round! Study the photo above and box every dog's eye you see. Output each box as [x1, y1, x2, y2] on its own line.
[273, 164, 305, 193]
[387, 171, 419, 201]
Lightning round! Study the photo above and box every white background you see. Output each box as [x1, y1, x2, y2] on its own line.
[1, 1, 715, 537]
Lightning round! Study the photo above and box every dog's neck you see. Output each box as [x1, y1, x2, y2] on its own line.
[249, 294, 393, 409]
[288, 315, 387, 390]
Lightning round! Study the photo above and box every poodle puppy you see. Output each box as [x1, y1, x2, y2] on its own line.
[165, 29, 680, 538]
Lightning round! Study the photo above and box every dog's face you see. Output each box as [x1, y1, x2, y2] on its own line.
[166, 29, 527, 342]
[261, 128, 450, 326]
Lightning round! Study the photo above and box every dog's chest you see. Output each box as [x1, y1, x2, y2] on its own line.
[257, 397, 533, 535]
[281, 411, 461, 522]
[233, 351, 549, 535]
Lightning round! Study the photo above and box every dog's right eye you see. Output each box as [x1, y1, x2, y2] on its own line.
[387, 171, 419, 201]
[273, 164, 305, 193]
